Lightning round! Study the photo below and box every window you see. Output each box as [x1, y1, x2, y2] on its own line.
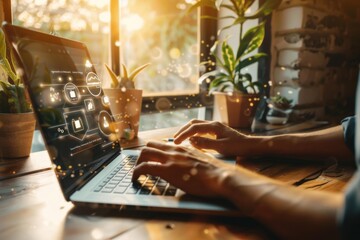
[114, 0, 215, 117]
[119, 0, 199, 97]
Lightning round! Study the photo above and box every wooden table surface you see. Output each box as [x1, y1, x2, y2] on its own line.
[0, 123, 355, 240]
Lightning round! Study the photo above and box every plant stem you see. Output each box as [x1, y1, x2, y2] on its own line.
[239, 22, 243, 60]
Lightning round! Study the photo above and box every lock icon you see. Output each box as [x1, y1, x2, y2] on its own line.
[72, 117, 84, 132]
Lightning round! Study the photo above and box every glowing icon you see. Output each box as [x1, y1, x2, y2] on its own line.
[102, 95, 110, 107]
[69, 90, 77, 99]
[98, 111, 112, 136]
[72, 117, 84, 132]
[86, 72, 102, 97]
[103, 116, 109, 128]
[64, 83, 80, 104]
[87, 102, 94, 111]
[57, 127, 64, 134]
[84, 99, 95, 112]
[85, 60, 92, 68]
[50, 87, 61, 103]
[104, 96, 109, 104]
[74, 120, 81, 129]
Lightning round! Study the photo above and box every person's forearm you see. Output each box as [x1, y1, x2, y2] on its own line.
[221, 168, 343, 239]
[246, 126, 354, 163]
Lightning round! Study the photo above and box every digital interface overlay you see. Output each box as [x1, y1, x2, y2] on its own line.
[10, 33, 120, 183]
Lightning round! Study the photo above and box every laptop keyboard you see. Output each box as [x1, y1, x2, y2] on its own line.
[93, 155, 178, 196]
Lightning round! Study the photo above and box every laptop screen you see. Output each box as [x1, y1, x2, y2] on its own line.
[3, 24, 120, 196]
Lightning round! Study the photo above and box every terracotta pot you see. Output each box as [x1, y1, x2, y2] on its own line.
[103, 88, 142, 139]
[0, 112, 36, 158]
[213, 92, 260, 128]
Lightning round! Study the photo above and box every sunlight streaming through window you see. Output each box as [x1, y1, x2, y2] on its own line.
[120, 0, 199, 96]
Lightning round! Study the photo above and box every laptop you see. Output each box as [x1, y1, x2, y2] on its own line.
[3, 23, 238, 215]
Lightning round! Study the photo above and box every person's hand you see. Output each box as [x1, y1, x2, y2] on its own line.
[173, 119, 251, 156]
[132, 141, 237, 198]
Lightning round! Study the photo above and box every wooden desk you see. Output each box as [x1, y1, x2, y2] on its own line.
[0, 126, 355, 240]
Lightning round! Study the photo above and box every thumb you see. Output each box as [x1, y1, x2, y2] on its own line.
[189, 136, 222, 151]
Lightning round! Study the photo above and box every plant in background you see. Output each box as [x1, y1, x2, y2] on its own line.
[190, 0, 281, 94]
[268, 95, 293, 110]
[104, 63, 150, 140]
[105, 63, 150, 89]
[0, 28, 32, 113]
[266, 95, 293, 125]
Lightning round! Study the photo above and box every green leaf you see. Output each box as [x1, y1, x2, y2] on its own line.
[0, 81, 10, 95]
[210, 78, 229, 89]
[234, 83, 247, 93]
[212, 54, 226, 70]
[10, 45, 20, 85]
[252, 81, 263, 89]
[210, 40, 219, 55]
[215, 0, 223, 10]
[241, 73, 253, 82]
[0, 59, 18, 83]
[129, 63, 150, 81]
[246, 0, 282, 19]
[231, 16, 247, 26]
[234, 72, 252, 93]
[121, 63, 129, 80]
[0, 29, 6, 61]
[209, 80, 233, 94]
[236, 53, 267, 71]
[104, 63, 119, 88]
[0, 29, 19, 83]
[237, 22, 265, 58]
[198, 70, 220, 83]
[218, 83, 233, 92]
[244, 0, 256, 11]
[221, 41, 235, 74]
[246, 81, 262, 94]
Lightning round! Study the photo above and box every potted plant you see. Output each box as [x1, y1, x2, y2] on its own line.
[0, 28, 35, 158]
[190, 0, 281, 128]
[103, 63, 149, 140]
[266, 95, 293, 125]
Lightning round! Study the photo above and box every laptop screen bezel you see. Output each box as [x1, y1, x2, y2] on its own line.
[2, 22, 122, 200]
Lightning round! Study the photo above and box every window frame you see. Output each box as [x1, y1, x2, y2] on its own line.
[3, 0, 11, 23]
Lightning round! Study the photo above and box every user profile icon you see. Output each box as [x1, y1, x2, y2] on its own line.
[64, 83, 81, 104]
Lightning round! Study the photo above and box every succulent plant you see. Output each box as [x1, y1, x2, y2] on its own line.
[0, 28, 32, 113]
[269, 95, 293, 110]
[105, 63, 150, 89]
